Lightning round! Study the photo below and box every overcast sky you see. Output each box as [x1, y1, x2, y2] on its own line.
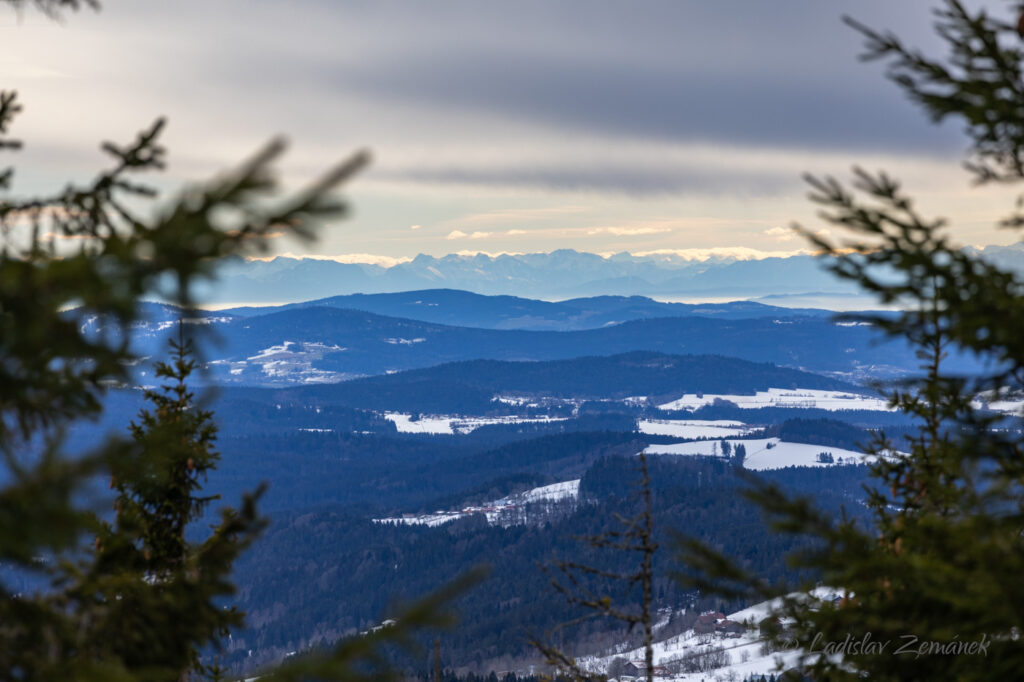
[2, 0, 1020, 263]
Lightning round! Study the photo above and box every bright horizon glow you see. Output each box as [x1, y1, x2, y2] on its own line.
[244, 245, 818, 266]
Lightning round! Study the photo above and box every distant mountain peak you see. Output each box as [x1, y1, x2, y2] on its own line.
[194, 245, 1023, 306]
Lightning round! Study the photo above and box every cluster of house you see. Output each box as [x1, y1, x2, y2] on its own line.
[420, 502, 517, 517]
[392, 501, 521, 525]
[693, 610, 747, 637]
[612, 659, 668, 680]
[607, 611, 751, 681]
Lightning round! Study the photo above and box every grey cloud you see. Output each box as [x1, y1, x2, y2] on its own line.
[7, 0, 981, 201]
[383, 164, 798, 197]
[341, 50, 961, 155]
[152, 0, 962, 156]
[42, 0, 967, 159]
[316, 0, 962, 155]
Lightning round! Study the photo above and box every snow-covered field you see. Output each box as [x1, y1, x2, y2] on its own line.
[986, 398, 1024, 415]
[497, 479, 579, 505]
[644, 437, 873, 470]
[973, 390, 1024, 416]
[658, 388, 892, 412]
[492, 394, 581, 409]
[383, 412, 568, 435]
[377, 511, 466, 528]
[638, 419, 754, 439]
[376, 479, 580, 527]
[987, 399, 1024, 413]
[130, 315, 232, 334]
[235, 341, 346, 383]
[383, 337, 425, 345]
[382, 413, 457, 434]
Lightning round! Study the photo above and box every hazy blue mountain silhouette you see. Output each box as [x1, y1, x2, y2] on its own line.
[220, 289, 832, 330]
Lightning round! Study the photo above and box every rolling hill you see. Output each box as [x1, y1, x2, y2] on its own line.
[97, 302, 974, 386]
[220, 289, 832, 330]
[190, 306, 926, 385]
[209, 351, 864, 415]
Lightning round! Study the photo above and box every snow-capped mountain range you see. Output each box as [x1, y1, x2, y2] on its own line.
[188, 243, 1024, 305]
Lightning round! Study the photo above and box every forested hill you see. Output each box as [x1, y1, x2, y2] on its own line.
[208, 352, 863, 415]
[86, 298, 983, 386]
[220, 289, 832, 330]
[325, 352, 861, 400]
[229, 456, 874, 671]
[174, 306, 939, 384]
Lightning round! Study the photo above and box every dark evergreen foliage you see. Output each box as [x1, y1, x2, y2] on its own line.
[226, 454, 872, 672]
[679, 3, 1024, 679]
[332, 352, 858, 402]
[767, 418, 871, 451]
[0, 3, 476, 677]
[664, 403, 918, 429]
[74, 335, 265, 679]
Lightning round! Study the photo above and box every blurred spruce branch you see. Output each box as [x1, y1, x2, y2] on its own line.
[675, 3, 1024, 680]
[531, 454, 657, 682]
[0, 0, 486, 672]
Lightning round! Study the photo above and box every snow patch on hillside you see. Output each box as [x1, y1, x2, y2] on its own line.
[638, 419, 754, 439]
[384, 413, 568, 435]
[383, 413, 455, 434]
[581, 588, 843, 681]
[659, 388, 892, 412]
[987, 398, 1024, 415]
[378, 511, 464, 528]
[500, 479, 580, 505]
[644, 438, 873, 470]
[972, 389, 1024, 416]
[376, 479, 580, 528]
[249, 341, 296, 361]
[151, 316, 231, 332]
[492, 394, 582, 409]
[240, 341, 345, 383]
[129, 315, 233, 335]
